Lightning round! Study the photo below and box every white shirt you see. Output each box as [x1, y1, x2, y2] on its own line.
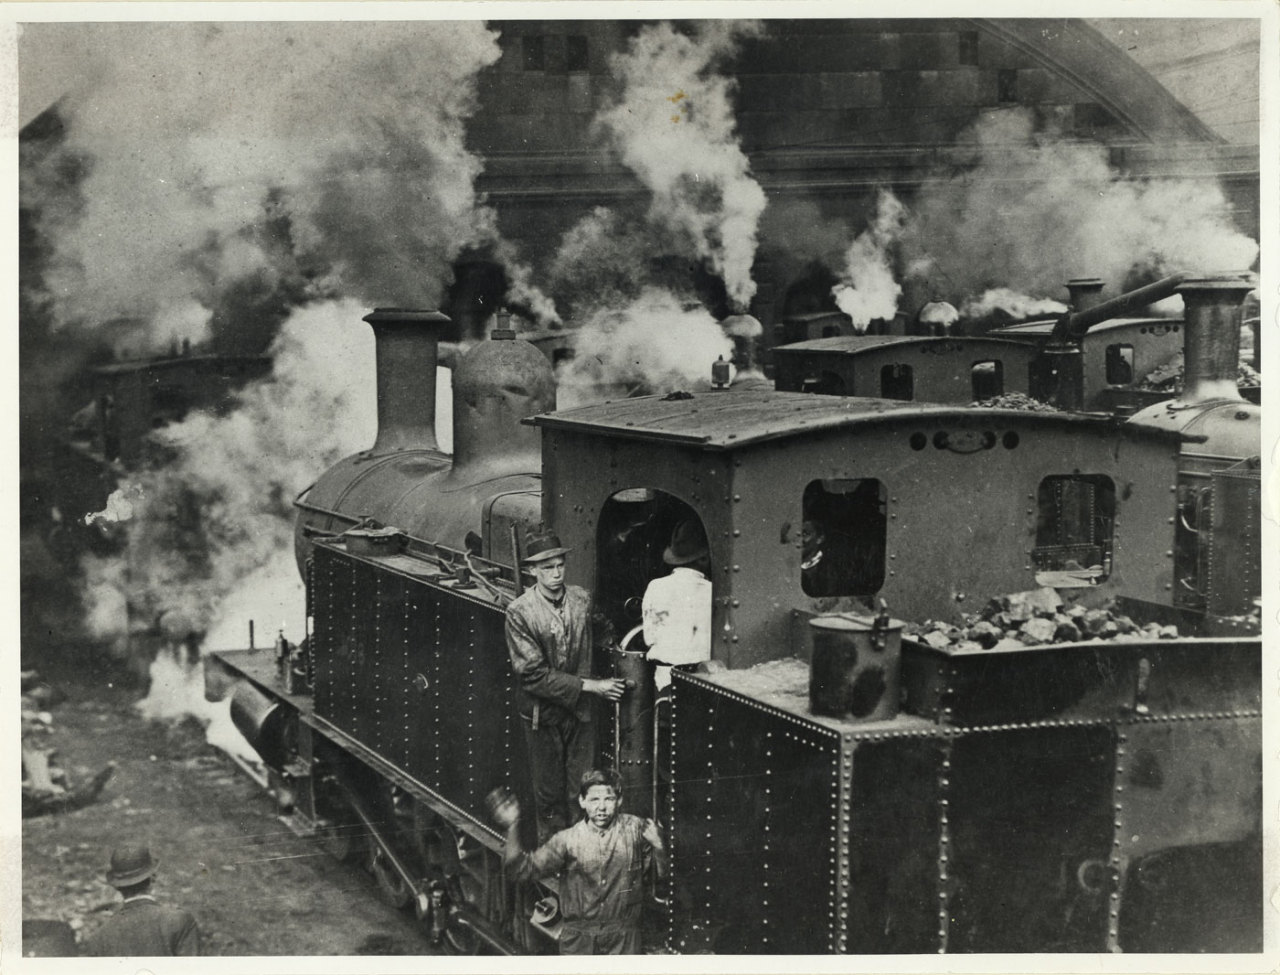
[641, 567, 712, 667]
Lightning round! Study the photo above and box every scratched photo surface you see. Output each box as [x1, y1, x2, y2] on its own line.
[11, 4, 1272, 972]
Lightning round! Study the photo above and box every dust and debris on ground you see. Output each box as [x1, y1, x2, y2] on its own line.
[20, 655, 440, 958]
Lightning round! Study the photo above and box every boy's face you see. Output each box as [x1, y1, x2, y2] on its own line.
[579, 785, 620, 829]
[532, 556, 566, 595]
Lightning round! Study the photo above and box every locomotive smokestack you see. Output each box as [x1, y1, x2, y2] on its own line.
[720, 309, 764, 377]
[1065, 278, 1105, 315]
[362, 308, 451, 454]
[1176, 275, 1254, 406]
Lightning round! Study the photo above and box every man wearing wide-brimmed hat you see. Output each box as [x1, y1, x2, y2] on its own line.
[505, 527, 626, 842]
[642, 519, 713, 692]
[82, 845, 200, 956]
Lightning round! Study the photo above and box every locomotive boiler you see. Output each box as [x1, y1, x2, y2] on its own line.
[209, 273, 1261, 954]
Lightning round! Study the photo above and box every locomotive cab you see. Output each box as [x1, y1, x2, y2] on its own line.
[531, 387, 1190, 672]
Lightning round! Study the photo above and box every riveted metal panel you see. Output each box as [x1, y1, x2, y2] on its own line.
[840, 735, 944, 953]
[348, 559, 379, 745]
[312, 546, 367, 739]
[310, 549, 337, 721]
[1135, 640, 1261, 716]
[925, 643, 1137, 727]
[406, 583, 443, 789]
[1208, 462, 1260, 617]
[945, 726, 1115, 952]
[432, 593, 471, 805]
[1112, 716, 1261, 952]
[309, 544, 531, 831]
[377, 573, 412, 769]
[907, 637, 1261, 728]
[670, 674, 840, 954]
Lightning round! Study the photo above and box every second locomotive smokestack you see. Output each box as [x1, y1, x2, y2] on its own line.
[1065, 278, 1105, 315]
[362, 308, 451, 454]
[1177, 275, 1254, 406]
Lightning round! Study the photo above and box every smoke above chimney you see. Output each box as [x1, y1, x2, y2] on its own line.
[596, 21, 766, 310]
[902, 108, 1259, 310]
[20, 21, 517, 349]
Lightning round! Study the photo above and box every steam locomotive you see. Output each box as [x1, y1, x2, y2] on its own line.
[209, 274, 1261, 954]
[773, 274, 1261, 414]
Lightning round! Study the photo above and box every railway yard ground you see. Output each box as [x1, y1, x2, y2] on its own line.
[19, 636, 442, 958]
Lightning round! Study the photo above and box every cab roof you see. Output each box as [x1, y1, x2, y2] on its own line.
[527, 386, 1193, 452]
[991, 317, 1177, 336]
[774, 334, 1037, 355]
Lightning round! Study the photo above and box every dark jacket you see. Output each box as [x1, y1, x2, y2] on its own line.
[82, 896, 200, 957]
[504, 585, 594, 724]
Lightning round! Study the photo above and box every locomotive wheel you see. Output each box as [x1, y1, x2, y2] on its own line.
[315, 821, 368, 864]
[441, 919, 481, 956]
[410, 800, 483, 955]
[314, 778, 369, 863]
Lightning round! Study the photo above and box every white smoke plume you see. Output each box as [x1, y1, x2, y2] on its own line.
[832, 190, 907, 331]
[555, 288, 734, 408]
[960, 288, 1068, 320]
[904, 108, 1259, 304]
[137, 646, 261, 766]
[76, 298, 379, 645]
[491, 238, 562, 327]
[20, 21, 528, 348]
[548, 207, 653, 318]
[596, 21, 767, 309]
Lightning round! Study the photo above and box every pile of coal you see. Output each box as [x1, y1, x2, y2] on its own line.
[1138, 355, 1261, 391]
[969, 392, 1059, 412]
[904, 588, 1178, 652]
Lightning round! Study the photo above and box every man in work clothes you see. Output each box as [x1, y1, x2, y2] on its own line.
[82, 845, 200, 957]
[505, 527, 626, 842]
[494, 768, 665, 954]
[642, 518, 713, 692]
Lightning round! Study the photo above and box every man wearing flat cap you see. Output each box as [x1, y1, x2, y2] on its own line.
[642, 519, 713, 693]
[506, 527, 626, 842]
[82, 845, 200, 956]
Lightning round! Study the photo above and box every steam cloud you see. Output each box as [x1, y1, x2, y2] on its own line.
[832, 190, 908, 331]
[960, 289, 1068, 320]
[904, 109, 1259, 310]
[22, 22, 519, 677]
[555, 288, 734, 408]
[22, 21, 555, 351]
[77, 299, 380, 648]
[596, 21, 767, 309]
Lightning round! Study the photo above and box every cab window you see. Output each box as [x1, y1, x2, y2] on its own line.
[1032, 474, 1115, 586]
[880, 364, 913, 400]
[971, 360, 1003, 400]
[1105, 344, 1134, 385]
[800, 479, 887, 597]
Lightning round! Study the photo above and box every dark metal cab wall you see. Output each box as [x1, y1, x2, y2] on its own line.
[542, 414, 1181, 670]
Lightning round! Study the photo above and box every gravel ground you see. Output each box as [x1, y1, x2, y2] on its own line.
[21, 656, 441, 958]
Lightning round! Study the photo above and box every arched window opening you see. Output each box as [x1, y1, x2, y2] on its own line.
[1032, 474, 1115, 586]
[880, 364, 913, 400]
[801, 479, 887, 597]
[971, 360, 1003, 400]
